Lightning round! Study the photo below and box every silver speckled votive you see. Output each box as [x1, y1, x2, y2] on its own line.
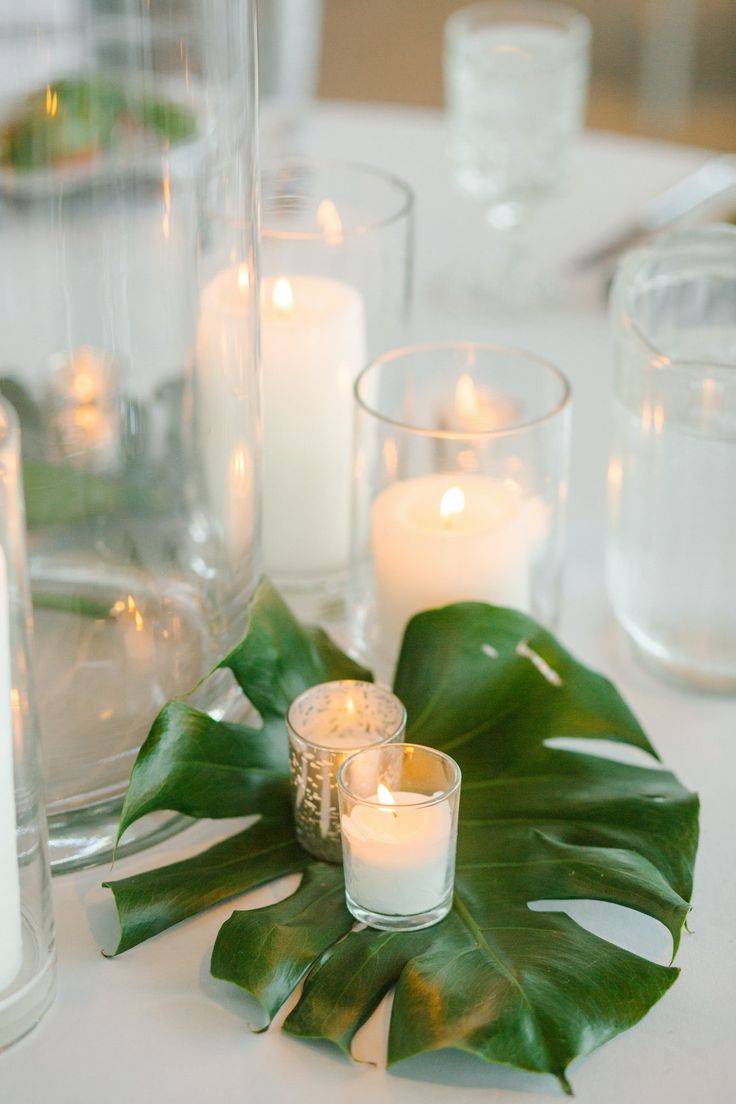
[286, 680, 406, 862]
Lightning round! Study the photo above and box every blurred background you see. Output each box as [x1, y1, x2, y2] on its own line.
[260, 0, 735, 150]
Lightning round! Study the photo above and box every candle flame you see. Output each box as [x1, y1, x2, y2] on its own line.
[455, 373, 478, 418]
[377, 783, 395, 806]
[440, 486, 465, 527]
[317, 198, 343, 245]
[237, 265, 250, 291]
[45, 85, 58, 117]
[273, 278, 294, 314]
[345, 696, 355, 716]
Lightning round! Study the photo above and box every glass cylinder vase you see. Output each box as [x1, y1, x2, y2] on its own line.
[350, 341, 571, 671]
[0, 400, 56, 1049]
[0, 2, 261, 869]
[259, 159, 414, 617]
[607, 225, 736, 692]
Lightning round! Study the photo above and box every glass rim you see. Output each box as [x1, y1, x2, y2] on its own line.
[353, 340, 572, 440]
[445, 0, 592, 43]
[286, 679, 407, 752]
[615, 224, 736, 372]
[260, 158, 415, 242]
[337, 743, 462, 807]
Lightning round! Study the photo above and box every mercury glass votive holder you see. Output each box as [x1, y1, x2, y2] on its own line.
[287, 680, 406, 863]
[338, 743, 461, 932]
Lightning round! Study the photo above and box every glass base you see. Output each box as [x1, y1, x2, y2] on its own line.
[0, 913, 56, 1050]
[345, 889, 453, 932]
[48, 800, 191, 874]
[628, 632, 736, 695]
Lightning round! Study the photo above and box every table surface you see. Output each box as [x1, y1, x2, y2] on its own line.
[2, 101, 734, 1104]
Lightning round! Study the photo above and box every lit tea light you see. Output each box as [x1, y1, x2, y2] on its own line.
[46, 347, 119, 472]
[338, 743, 461, 930]
[286, 680, 406, 863]
[371, 472, 548, 656]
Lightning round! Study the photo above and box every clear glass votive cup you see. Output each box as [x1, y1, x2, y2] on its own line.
[287, 680, 407, 863]
[0, 400, 56, 1048]
[350, 341, 572, 669]
[607, 225, 736, 692]
[337, 743, 461, 931]
[260, 160, 414, 616]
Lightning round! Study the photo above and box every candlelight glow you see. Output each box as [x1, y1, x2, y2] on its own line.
[273, 277, 294, 314]
[455, 373, 478, 419]
[317, 199, 343, 245]
[345, 696, 355, 716]
[237, 265, 250, 291]
[377, 783, 395, 806]
[45, 85, 58, 118]
[440, 486, 465, 527]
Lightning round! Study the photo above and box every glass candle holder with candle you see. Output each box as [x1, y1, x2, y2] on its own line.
[338, 743, 461, 931]
[260, 160, 414, 618]
[287, 680, 406, 863]
[0, 3, 260, 869]
[350, 341, 571, 672]
[0, 400, 56, 1048]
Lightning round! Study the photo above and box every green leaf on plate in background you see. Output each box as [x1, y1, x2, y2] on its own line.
[104, 583, 699, 1094]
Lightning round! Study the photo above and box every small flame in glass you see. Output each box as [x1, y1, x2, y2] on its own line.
[45, 85, 58, 118]
[440, 486, 465, 527]
[455, 373, 478, 419]
[317, 199, 343, 245]
[273, 278, 294, 314]
[377, 783, 395, 806]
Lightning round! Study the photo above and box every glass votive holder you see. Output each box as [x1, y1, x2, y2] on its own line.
[350, 340, 571, 669]
[0, 399, 56, 1048]
[260, 160, 414, 617]
[287, 680, 407, 863]
[337, 743, 461, 931]
[607, 225, 736, 691]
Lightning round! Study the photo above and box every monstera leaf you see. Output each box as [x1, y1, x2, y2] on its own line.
[105, 580, 698, 1094]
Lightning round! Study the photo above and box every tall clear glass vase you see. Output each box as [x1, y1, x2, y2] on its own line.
[0, 1, 261, 870]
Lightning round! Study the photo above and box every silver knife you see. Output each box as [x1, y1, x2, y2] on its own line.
[571, 153, 736, 272]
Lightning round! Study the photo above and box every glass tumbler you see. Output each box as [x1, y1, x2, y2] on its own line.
[607, 225, 736, 692]
[259, 160, 414, 616]
[350, 341, 571, 670]
[338, 743, 461, 931]
[287, 680, 406, 863]
[0, 2, 261, 869]
[444, 1, 590, 303]
[0, 400, 56, 1049]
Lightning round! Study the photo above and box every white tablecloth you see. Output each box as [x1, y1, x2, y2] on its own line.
[2, 102, 734, 1104]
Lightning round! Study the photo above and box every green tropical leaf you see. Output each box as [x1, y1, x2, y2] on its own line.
[103, 820, 309, 955]
[211, 864, 353, 1025]
[104, 587, 699, 1093]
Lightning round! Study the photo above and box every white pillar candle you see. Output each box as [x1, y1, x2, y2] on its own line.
[0, 548, 22, 992]
[341, 785, 453, 916]
[371, 472, 547, 655]
[260, 275, 366, 578]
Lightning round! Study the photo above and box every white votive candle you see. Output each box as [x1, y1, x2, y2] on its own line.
[0, 548, 22, 992]
[341, 788, 452, 916]
[371, 471, 547, 655]
[260, 274, 366, 579]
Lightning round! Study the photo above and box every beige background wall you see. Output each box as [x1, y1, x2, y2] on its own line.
[317, 0, 736, 150]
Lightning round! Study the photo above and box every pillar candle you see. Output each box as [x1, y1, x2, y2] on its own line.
[260, 275, 366, 578]
[0, 548, 22, 992]
[371, 472, 547, 655]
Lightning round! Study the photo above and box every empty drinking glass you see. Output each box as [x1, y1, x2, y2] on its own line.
[444, 1, 590, 304]
[607, 225, 736, 692]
